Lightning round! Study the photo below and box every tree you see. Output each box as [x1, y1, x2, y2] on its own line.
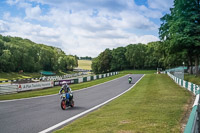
[65, 55, 78, 70]
[0, 50, 13, 72]
[159, 0, 200, 75]
[0, 34, 78, 73]
[145, 41, 162, 69]
[0, 40, 5, 56]
[91, 49, 112, 74]
[111, 47, 127, 71]
[98, 49, 112, 73]
[91, 57, 100, 74]
[125, 44, 146, 69]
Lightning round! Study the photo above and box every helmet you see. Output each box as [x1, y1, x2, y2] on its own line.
[62, 81, 67, 84]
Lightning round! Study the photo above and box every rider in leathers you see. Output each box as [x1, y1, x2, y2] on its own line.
[59, 81, 73, 102]
[128, 75, 132, 81]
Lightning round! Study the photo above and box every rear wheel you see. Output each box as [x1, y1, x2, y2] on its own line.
[70, 100, 74, 108]
[61, 100, 66, 110]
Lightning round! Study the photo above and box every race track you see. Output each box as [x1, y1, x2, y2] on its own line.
[0, 74, 143, 133]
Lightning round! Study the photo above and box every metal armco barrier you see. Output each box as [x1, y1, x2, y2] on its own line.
[0, 72, 119, 94]
[167, 72, 200, 133]
[0, 85, 18, 94]
[0, 81, 54, 94]
[54, 80, 74, 86]
[18, 81, 54, 92]
[184, 95, 200, 133]
[54, 72, 119, 86]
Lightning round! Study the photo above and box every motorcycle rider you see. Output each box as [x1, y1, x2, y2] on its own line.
[59, 81, 73, 102]
[128, 75, 132, 83]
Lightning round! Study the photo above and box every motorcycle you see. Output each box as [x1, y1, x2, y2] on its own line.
[60, 93, 74, 110]
[128, 77, 132, 84]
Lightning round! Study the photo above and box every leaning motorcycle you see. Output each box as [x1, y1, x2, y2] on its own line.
[128, 78, 132, 84]
[60, 93, 74, 110]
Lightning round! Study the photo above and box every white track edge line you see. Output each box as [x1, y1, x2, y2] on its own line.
[39, 74, 145, 133]
[0, 74, 128, 103]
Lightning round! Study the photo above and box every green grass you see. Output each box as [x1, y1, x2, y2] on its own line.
[54, 74, 192, 133]
[78, 60, 92, 70]
[55, 70, 77, 76]
[0, 72, 41, 81]
[0, 71, 77, 81]
[184, 74, 200, 85]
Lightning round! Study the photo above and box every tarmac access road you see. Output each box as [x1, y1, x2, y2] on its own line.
[0, 74, 144, 133]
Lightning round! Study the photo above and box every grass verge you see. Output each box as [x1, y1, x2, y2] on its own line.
[0, 72, 41, 81]
[184, 74, 200, 85]
[54, 74, 193, 133]
[0, 71, 77, 81]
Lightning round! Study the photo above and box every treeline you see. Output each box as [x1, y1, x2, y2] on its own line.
[79, 56, 92, 60]
[0, 35, 78, 72]
[92, 0, 200, 75]
[92, 41, 190, 74]
[92, 41, 178, 74]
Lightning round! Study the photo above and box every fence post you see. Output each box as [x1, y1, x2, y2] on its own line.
[191, 83, 194, 94]
[181, 79, 183, 86]
[91, 76, 94, 80]
[186, 81, 188, 89]
[83, 77, 87, 82]
[73, 79, 78, 84]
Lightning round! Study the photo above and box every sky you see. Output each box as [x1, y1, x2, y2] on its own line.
[0, 0, 174, 57]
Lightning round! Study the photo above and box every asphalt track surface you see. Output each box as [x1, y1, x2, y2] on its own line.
[0, 74, 143, 133]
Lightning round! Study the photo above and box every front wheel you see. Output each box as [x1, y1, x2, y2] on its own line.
[61, 100, 66, 110]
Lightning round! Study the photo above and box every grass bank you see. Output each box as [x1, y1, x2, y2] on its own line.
[184, 74, 200, 85]
[0, 72, 41, 81]
[55, 74, 193, 133]
[77, 60, 92, 70]
[0, 71, 76, 81]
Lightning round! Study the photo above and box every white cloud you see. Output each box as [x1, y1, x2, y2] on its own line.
[3, 12, 11, 20]
[25, 5, 41, 19]
[138, 5, 163, 18]
[0, 20, 9, 33]
[148, 0, 174, 11]
[6, 0, 20, 5]
[1, 0, 170, 57]
[137, 35, 159, 44]
[117, 11, 158, 30]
